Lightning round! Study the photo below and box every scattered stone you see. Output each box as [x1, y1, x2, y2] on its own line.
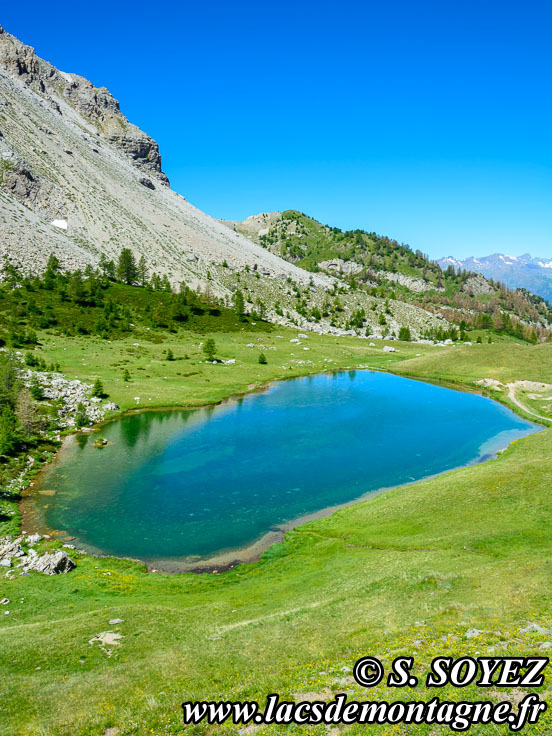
[465, 628, 483, 639]
[0, 539, 24, 562]
[0, 598, 9, 605]
[382, 346, 396, 353]
[520, 623, 549, 635]
[109, 618, 124, 625]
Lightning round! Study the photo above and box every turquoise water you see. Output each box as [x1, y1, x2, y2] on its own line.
[35, 371, 536, 565]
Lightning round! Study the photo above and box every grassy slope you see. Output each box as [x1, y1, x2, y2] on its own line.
[34, 328, 435, 410]
[1, 338, 551, 735]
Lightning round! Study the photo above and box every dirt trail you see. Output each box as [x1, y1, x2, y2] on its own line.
[507, 382, 551, 422]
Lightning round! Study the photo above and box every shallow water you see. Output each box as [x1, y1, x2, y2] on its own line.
[32, 370, 536, 565]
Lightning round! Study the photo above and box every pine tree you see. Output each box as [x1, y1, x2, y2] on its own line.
[233, 289, 245, 319]
[137, 255, 148, 286]
[29, 376, 43, 400]
[116, 248, 138, 285]
[91, 377, 104, 397]
[258, 352, 267, 364]
[46, 253, 60, 273]
[0, 406, 16, 456]
[75, 402, 88, 428]
[203, 339, 216, 361]
[99, 253, 116, 281]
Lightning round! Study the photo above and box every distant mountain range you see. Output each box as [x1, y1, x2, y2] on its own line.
[437, 253, 552, 304]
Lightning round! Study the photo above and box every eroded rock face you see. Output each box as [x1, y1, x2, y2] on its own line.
[0, 27, 41, 84]
[0, 25, 169, 185]
[1, 157, 67, 220]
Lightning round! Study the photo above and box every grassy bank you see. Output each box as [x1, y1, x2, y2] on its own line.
[0, 336, 551, 735]
[33, 328, 438, 410]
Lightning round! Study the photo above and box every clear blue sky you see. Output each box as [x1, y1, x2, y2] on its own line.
[3, 1, 552, 259]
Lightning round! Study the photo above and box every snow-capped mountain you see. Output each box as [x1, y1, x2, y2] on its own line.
[437, 253, 552, 303]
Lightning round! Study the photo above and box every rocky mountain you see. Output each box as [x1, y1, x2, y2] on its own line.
[225, 211, 552, 339]
[438, 253, 552, 304]
[0, 26, 325, 290]
[0, 25, 548, 342]
[0, 25, 457, 340]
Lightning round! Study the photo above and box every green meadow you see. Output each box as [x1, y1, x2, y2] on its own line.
[1, 335, 551, 735]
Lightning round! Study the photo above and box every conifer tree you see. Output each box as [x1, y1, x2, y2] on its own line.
[116, 248, 138, 285]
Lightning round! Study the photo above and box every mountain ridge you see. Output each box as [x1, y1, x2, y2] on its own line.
[437, 253, 552, 304]
[0, 25, 325, 293]
[223, 210, 552, 340]
[0, 26, 452, 340]
[0, 26, 549, 342]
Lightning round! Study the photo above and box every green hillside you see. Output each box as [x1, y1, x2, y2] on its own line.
[239, 210, 552, 341]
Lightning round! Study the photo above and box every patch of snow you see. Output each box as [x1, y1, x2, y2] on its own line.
[50, 219, 68, 230]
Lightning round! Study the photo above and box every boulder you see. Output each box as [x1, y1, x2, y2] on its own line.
[139, 176, 155, 190]
[24, 550, 76, 575]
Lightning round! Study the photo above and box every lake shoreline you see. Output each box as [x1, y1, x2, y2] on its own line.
[20, 368, 540, 574]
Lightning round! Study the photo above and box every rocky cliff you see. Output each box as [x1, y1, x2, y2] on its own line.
[0, 25, 323, 290]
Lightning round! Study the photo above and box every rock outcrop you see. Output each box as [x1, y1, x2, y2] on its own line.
[0, 535, 76, 575]
[0, 25, 322, 292]
[24, 549, 76, 575]
[0, 26, 169, 184]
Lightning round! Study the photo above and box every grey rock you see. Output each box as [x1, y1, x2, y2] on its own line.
[109, 618, 124, 625]
[23, 550, 76, 575]
[139, 176, 155, 190]
[0, 538, 24, 560]
[465, 628, 483, 639]
[520, 623, 549, 635]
